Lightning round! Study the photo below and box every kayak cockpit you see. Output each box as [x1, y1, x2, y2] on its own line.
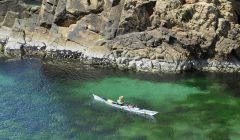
[93, 94, 158, 116]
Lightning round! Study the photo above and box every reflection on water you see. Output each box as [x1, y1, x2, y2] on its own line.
[0, 59, 240, 140]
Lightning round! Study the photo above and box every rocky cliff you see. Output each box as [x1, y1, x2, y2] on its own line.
[0, 0, 240, 73]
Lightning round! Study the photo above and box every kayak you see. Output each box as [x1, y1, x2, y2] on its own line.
[93, 94, 158, 116]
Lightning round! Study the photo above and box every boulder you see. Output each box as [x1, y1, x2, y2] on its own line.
[0, 0, 27, 22]
[135, 59, 153, 71]
[102, 0, 126, 39]
[38, 0, 58, 28]
[215, 37, 239, 59]
[66, 0, 104, 15]
[53, 0, 105, 27]
[53, 0, 75, 27]
[117, 0, 156, 35]
[1, 11, 19, 28]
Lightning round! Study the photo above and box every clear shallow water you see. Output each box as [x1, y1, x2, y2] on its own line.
[0, 59, 240, 140]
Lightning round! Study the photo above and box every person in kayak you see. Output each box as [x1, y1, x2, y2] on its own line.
[117, 96, 124, 105]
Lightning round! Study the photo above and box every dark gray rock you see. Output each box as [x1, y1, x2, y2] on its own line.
[38, 0, 58, 28]
[0, 0, 27, 22]
[1, 11, 19, 28]
[117, 0, 156, 35]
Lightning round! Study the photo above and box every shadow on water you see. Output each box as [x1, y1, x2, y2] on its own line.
[42, 61, 240, 97]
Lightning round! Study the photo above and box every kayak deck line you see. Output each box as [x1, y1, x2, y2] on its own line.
[92, 94, 158, 116]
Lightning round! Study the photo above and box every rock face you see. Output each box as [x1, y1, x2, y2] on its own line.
[38, 0, 58, 28]
[1, 11, 19, 28]
[0, 0, 41, 27]
[0, 0, 240, 73]
[0, 0, 20, 22]
[52, 0, 105, 27]
[116, 0, 157, 35]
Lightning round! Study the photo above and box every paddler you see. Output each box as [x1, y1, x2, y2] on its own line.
[117, 96, 124, 105]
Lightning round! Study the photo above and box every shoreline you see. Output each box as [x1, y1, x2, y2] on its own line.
[0, 0, 240, 74]
[0, 27, 239, 73]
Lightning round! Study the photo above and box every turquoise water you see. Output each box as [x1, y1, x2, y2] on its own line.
[0, 59, 240, 140]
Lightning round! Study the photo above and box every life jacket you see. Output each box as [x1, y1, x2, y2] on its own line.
[117, 99, 124, 105]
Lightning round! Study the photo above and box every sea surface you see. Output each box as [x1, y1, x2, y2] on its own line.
[0, 59, 240, 140]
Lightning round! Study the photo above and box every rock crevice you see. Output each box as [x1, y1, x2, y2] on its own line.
[0, 0, 240, 73]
